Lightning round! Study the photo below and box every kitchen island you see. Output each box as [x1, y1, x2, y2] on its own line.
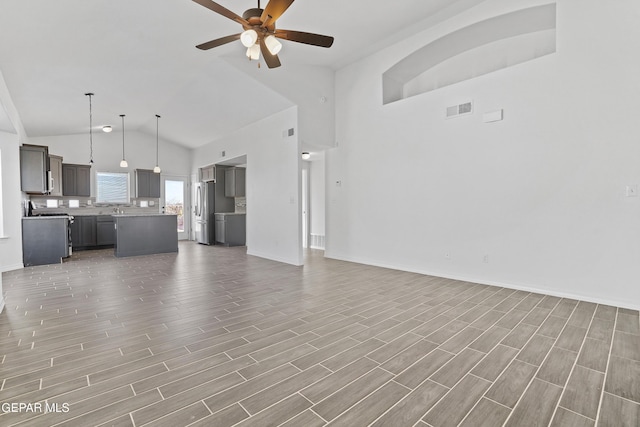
[22, 216, 70, 266]
[113, 214, 178, 257]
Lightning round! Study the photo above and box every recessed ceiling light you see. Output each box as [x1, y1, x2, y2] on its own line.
[102, 125, 112, 133]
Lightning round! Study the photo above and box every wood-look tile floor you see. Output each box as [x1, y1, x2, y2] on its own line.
[1, 242, 639, 427]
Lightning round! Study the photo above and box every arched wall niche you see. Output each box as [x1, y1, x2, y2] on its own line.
[383, 3, 557, 104]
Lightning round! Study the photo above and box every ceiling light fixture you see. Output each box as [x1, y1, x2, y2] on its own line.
[264, 35, 282, 55]
[301, 152, 311, 160]
[102, 125, 112, 133]
[85, 92, 94, 164]
[153, 114, 161, 174]
[246, 44, 260, 61]
[119, 114, 128, 168]
[240, 29, 258, 48]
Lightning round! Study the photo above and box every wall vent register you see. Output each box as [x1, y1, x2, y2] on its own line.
[446, 101, 473, 119]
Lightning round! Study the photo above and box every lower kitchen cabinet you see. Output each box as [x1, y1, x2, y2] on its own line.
[70, 215, 118, 249]
[96, 216, 115, 246]
[214, 213, 246, 246]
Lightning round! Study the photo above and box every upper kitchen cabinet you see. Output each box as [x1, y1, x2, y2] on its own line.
[62, 163, 91, 197]
[49, 155, 63, 197]
[224, 167, 246, 197]
[200, 166, 215, 182]
[136, 169, 160, 198]
[20, 144, 50, 194]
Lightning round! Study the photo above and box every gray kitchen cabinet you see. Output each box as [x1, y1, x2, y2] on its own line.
[49, 155, 63, 196]
[22, 217, 69, 266]
[214, 216, 225, 244]
[200, 166, 215, 182]
[224, 167, 245, 197]
[136, 169, 161, 198]
[20, 144, 50, 194]
[70, 215, 97, 248]
[62, 163, 91, 197]
[214, 213, 246, 246]
[96, 216, 115, 246]
[114, 215, 178, 257]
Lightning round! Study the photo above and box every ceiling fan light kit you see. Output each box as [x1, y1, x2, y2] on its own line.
[246, 44, 260, 60]
[264, 35, 282, 55]
[241, 29, 258, 47]
[193, 0, 334, 68]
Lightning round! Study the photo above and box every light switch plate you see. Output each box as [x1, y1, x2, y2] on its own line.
[626, 185, 638, 197]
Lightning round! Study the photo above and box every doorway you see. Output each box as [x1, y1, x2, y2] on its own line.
[161, 175, 189, 240]
[302, 165, 309, 248]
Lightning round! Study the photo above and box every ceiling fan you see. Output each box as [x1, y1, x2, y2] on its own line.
[192, 0, 334, 68]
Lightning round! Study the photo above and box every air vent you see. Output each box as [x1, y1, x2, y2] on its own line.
[446, 101, 473, 119]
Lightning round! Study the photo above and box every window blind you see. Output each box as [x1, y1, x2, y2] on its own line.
[96, 172, 129, 203]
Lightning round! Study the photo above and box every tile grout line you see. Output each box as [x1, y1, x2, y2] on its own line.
[546, 303, 600, 425]
[498, 297, 578, 427]
[592, 307, 619, 425]
[449, 297, 564, 426]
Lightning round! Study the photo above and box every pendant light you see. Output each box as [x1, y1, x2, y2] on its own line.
[119, 114, 128, 168]
[153, 114, 161, 174]
[85, 92, 94, 164]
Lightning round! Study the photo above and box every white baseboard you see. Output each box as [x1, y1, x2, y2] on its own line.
[1, 263, 24, 273]
[324, 252, 640, 312]
[246, 249, 303, 267]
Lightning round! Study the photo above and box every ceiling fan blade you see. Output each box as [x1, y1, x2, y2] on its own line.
[260, 0, 295, 26]
[192, 0, 249, 26]
[260, 38, 282, 68]
[196, 33, 241, 50]
[274, 30, 334, 48]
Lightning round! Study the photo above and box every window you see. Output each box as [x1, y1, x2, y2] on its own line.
[96, 172, 129, 203]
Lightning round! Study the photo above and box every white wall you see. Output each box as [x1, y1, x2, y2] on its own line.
[327, 0, 640, 309]
[0, 131, 23, 281]
[192, 107, 302, 266]
[227, 59, 336, 149]
[30, 130, 191, 198]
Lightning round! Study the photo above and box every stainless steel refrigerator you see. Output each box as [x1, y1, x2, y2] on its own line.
[195, 181, 215, 245]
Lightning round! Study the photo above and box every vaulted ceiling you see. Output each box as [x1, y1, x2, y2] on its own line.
[0, 0, 484, 148]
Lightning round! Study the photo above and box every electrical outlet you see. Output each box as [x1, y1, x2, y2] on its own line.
[445, 252, 451, 260]
[483, 254, 489, 263]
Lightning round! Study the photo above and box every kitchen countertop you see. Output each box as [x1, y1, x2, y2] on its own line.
[112, 214, 175, 217]
[23, 215, 70, 219]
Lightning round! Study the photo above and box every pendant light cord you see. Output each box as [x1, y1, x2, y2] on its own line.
[85, 93, 94, 164]
[120, 114, 126, 160]
[156, 114, 160, 165]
